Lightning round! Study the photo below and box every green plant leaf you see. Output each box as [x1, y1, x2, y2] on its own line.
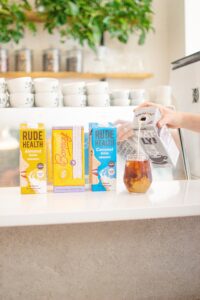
[68, 1, 79, 16]
[0, 0, 154, 49]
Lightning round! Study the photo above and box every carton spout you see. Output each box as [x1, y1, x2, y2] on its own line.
[140, 116, 147, 122]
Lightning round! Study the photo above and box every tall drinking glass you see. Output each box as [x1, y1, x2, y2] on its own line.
[124, 154, 152, 193]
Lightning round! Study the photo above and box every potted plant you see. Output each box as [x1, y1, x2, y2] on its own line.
[0, 0, 153, 49]
[0, 0, 36, 43]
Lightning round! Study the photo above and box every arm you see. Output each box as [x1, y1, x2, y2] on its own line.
[137, 102, 200, 133]
[179, 112, 200, 132]
[115, 101, 200, 143]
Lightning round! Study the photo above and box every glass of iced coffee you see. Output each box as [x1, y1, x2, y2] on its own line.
[124, 154, 152, 193]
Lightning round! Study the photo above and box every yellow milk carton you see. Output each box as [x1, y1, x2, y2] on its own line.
[20, 123, 47, 194]
[52, 126, 85, 192]
[47, 135, 53, 185]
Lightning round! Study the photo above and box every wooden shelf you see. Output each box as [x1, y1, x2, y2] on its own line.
[0, 72, 153, 80]
[25, 12, 137, 25]
[25, 11, 46, 23]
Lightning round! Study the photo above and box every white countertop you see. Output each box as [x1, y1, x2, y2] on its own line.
[0, 180, 200, 227]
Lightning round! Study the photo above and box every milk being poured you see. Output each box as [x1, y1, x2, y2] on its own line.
[137, 120, 142, 160]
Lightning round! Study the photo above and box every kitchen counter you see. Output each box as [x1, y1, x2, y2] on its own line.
[0, 179, 200, 227]
[1, 180, 200, 299]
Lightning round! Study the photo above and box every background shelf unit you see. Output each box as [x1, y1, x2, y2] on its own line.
[0, 72, 153, 80]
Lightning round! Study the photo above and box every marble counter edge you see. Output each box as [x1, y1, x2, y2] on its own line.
[0, 180, 200, 227]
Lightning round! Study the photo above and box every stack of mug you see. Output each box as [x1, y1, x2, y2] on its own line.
[0, 78, 9, 108]
[7, 77, 34, 108]
[34, 78, 60, 107]
[62, 82, 86, 107]
[130, 89, 146, 106]
[86, 82, 110, 106]
[110, 89, 130, 106]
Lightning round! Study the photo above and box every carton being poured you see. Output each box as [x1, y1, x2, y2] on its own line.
[133, 107, 179, 167]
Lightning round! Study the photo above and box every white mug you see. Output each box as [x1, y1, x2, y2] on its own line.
[64, 94, 86, 107]
[87, 94, 110, 107]
[148, 87, 157, 102]
[110, 89, 130, 100]
[35, 93, 59, 107]
[0, 93, 9, 108]
[130, 89, 146, 105]
[0, 78, 7, 93]
[86, 82, 109, 95]
[58, 89, 64, 107]
[62, 82, 85, 95]
[8, 77, 32, 93]
[10, 93, 34, 108]
[111, 98, 130, 106]
[34, 78, 59, 93]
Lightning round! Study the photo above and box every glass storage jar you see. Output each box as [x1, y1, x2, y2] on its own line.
[43, 48, 61, 72]
[15, 48, 33, 72]
[66, 48, 83, 72]
[0, 48, 9, 72]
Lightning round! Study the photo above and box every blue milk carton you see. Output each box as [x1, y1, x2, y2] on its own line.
[89, 123, 117, 191]
[84, 132, 89, 183]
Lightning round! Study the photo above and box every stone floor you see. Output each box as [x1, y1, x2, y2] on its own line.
[0, 217, 200, 300]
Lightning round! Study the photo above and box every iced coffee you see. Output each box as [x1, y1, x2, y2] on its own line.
[124, 154, 152, 193]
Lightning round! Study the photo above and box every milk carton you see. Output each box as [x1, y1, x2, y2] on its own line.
[133, 107, 179, 167]
[84, 132, 89, 183]
[20, 123, 47, 194]
[47, 134, 53, 185]
[52, 126, 85, 192]
[117, 135, 138, 158]
[89, 123, 117, 191]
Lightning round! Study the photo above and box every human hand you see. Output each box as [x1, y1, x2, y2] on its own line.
[135, 101, 182, 129]
[114, 120, 134, 142]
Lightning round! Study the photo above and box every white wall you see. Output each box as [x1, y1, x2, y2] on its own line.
[106, 0, 171, 90]
[168, 0, 200, 62]
[5, 0, 172, 91]
[184, 0, 200, 55]
[168, 0, 185, 62]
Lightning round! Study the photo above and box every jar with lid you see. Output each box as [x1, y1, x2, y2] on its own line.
[0, 48, 9, 72]
[43, 48, 61, 72]
[15, 48, 33, 72]
[66, 48, 83, 72]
